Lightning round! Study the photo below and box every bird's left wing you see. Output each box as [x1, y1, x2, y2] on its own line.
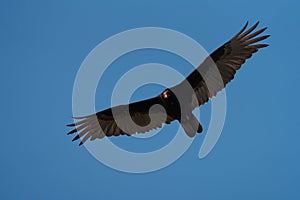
[67, 96, 175, 145]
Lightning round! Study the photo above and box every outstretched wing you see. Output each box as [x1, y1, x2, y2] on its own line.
[181, 22, 269, 108]
[67, 96, 174, 145]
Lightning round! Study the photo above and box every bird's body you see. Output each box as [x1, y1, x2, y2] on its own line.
[67, 22, 270, 145]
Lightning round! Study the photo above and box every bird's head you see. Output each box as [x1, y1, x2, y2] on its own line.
[161, 89, 179, 105]
[161, 89, 181, 117]
[162, 89, 171, 99]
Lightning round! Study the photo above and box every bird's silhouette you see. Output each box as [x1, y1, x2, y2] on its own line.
[67, 22, 270, 145]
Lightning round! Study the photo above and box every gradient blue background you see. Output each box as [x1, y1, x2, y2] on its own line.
[1, 0, 299, 199]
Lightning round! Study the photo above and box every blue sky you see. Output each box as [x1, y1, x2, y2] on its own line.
[1, 0, 300, 199]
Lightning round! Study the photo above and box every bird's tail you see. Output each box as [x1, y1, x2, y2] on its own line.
[180, 114, 202, 137]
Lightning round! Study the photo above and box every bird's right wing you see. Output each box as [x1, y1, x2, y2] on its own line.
[180, 22, 269, 109]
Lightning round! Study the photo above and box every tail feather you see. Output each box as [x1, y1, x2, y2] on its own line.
[180, 114, 202, 137]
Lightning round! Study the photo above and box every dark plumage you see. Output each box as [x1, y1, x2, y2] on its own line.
[67, 22, 270, 145]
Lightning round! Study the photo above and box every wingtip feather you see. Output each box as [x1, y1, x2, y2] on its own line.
[235, 21, 249, 37]
[67, 129, 77, 135]
[238, 21, 260, 38]
[72, 135, 80, 141]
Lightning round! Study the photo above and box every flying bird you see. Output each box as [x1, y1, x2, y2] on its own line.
[67, 22, 269, 145]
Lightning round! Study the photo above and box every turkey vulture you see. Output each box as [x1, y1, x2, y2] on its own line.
[67, 22, 269, 146]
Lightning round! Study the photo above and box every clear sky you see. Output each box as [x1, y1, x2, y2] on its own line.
[1, 0, 300, 199]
